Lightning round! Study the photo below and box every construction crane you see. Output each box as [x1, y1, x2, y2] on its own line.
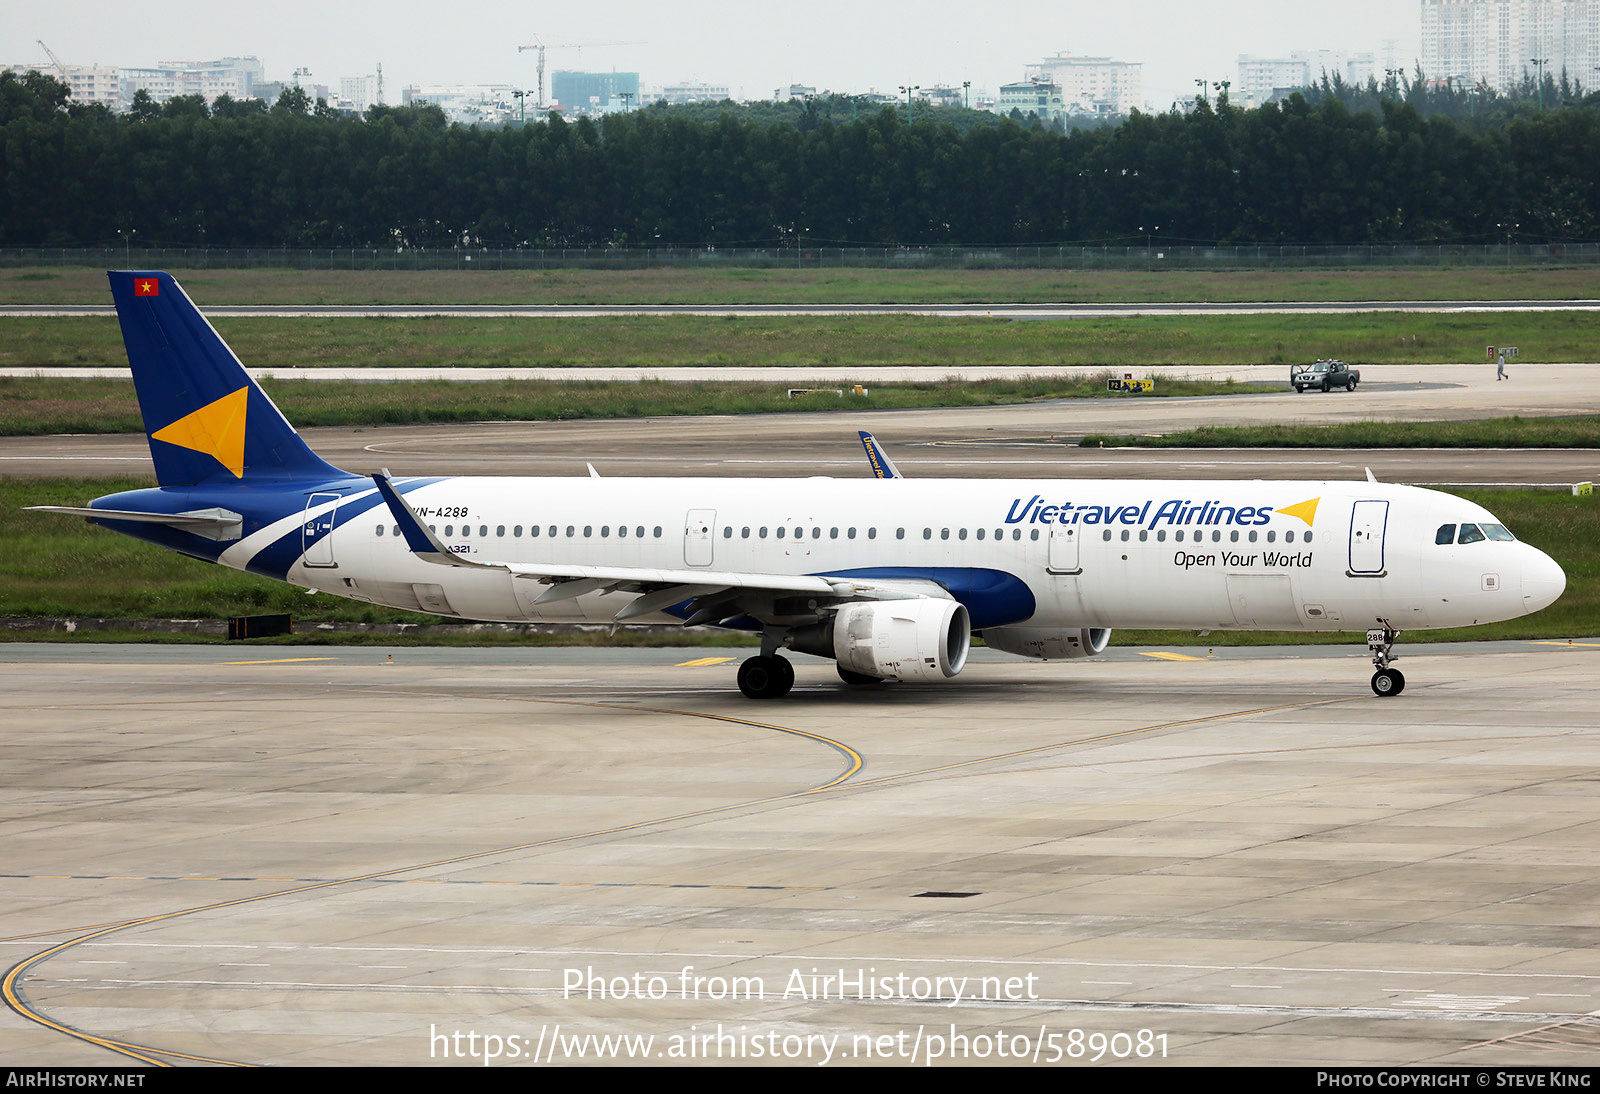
[516, 38, 644, 108]
[37, 40, 69, 80]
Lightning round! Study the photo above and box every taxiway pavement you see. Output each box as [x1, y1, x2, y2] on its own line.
[3, 642, 1598, 1066]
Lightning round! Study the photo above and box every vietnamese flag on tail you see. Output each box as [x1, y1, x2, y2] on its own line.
[134, 278, 159, 297]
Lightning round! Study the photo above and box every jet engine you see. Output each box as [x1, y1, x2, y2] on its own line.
[982, 626, 1111, 660]
[790, 599, 970, 682]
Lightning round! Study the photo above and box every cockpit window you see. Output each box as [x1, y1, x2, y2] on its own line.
[1435, 524, 1455, 545]
[1482, 523, 1515, 541]
[1457, 523, 1486, 544]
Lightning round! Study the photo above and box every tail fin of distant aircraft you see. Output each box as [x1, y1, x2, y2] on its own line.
[858, 431, 903, 479]
[107, 271, 345, 487]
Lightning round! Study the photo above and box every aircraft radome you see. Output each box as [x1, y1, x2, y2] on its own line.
[30, 272, 1567, 699]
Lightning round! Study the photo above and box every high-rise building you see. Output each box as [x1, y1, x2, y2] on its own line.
[117, 57, 264, 107]
[1023, 53, 1141, 115]
[2, 61, 123, 110]
[1236, 50, 1378, 106]
[550, 71, 641, 114]
[1421, 0, 1598, 91]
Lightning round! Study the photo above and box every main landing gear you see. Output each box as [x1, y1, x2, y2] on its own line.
[737, 654, 794, 699]
[1367, 623, 1405, 697]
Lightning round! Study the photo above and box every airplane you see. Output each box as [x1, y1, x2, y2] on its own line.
[30, 272, 1567, 700]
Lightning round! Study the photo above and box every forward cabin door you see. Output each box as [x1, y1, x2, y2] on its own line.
[684, 509, 716, 567]
[1348, 500, 1389, 576]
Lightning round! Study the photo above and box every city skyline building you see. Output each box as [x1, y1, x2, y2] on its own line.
[1421, 0, 1598, 90]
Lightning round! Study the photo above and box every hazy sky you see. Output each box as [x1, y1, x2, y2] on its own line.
[13, 1, 1422, 110]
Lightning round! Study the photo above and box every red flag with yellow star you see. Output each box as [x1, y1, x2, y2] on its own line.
[134, 278, 160, 297]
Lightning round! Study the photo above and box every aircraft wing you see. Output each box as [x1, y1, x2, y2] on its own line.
[372, 472, 947, 626]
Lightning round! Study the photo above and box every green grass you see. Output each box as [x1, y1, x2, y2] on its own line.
[1082, 415, 1600, 449]
[5, 311, 1600, 376]
[0, 374, 1280, 436]
[5, 266, 1600, 305]
[4, 479, 1591, 645]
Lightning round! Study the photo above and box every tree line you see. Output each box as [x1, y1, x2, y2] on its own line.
[3, 68, 1598, 249]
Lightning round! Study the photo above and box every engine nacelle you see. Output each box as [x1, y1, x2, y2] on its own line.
[983, 625, 1111, 660]
[790, 599, 970, 682]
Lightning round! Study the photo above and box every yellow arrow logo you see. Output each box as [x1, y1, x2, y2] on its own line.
[1275, 497, 1320, 527]
[150, 387, 248, 478]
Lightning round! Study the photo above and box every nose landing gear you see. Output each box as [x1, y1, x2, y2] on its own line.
[1367, 623, 1405, 697]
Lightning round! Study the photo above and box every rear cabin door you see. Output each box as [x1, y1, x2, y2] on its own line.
[302, 493, 340, 568]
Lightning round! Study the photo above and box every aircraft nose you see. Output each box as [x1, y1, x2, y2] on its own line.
[1521, 547, 1566, 614]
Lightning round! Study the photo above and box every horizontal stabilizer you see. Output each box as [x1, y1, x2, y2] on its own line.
[28, 505, 243, 542]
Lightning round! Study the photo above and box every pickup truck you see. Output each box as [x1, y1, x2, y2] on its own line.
[1291, 359, 1360, 392]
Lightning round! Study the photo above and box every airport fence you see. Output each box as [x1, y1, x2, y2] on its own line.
[4, 243, 1600, 271]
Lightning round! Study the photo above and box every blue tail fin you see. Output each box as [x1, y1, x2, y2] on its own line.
[109, 271, 344, 487]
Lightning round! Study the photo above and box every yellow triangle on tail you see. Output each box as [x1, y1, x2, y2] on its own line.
[1275, 497, 1320, 527]
[150, 387, 248, 478]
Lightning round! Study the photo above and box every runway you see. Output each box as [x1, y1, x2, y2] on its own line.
[6, 364, 1596, 485]
[6, 299, 1600, 318]
[4, 642, 1598, 1066]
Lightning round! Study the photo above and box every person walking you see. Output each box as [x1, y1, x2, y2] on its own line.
[1497, 352, 1507, 381]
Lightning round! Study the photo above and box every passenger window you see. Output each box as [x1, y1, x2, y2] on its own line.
[867, 528, 877, 540]
[619, 526, 628, 537]
[1120, 530, 1130, 541]
[376, 524, 385, 536]
[848, 528, 857, 539]
[1266, 531, 1275, 543]
[1435, 524, 1455, 545]
[776, 527, 786, 539]
[1305, 531, 1314, 543]
[976, 528, 986, 540]
[653, 526, 662, 537]
[958, 528, 967, 540]
[480, 525, 488, 537]
[741, 527, 750, 538]
[1030, 529, 1039, 541]
[1285, 530, 1294, 543]
[1102, 530, 1112, 541]
[896, 528, 905, 539]
[1458, 523, 1486, 544]
[720, 527, 729, 538]
[1212, 530, 1221, 542]
[1138, 530, 1147, 541]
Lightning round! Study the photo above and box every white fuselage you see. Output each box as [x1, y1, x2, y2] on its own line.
[247, 476, 1564, 638]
